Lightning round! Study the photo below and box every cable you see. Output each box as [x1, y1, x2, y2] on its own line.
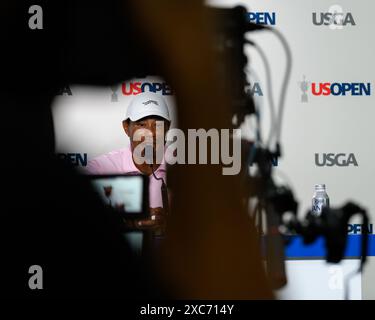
[246, 67, 264, 144]
[243, 67, 263, 171]
[269, 27, 292, 146]
[245, 27, 292, 151]
[246, 40, 277, 149]
[343, 266, 358, 300]
[150, 164, 164, 182]
[150, 164, 169, 216]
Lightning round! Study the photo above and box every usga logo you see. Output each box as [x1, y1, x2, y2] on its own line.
[247, 82, 263, 96]
[315, 153, 358, 167]
[247, 12, 276, 25]
[312, 5, 356, 30]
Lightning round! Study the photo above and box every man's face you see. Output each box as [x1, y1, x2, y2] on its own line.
[122, 116, 170, 153]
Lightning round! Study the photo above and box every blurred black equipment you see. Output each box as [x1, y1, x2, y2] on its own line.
[208, 5, 267, 125]
[208, 5, 370, 290]
[245, 143, 369, 290]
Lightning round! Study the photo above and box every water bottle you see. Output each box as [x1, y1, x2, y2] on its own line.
[312, 184, 330, 216]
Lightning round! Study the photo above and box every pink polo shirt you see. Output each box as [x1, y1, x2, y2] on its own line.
[83, 147, 166, 208]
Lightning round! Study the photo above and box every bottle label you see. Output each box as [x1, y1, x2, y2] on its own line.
[312, 197, 329, 215]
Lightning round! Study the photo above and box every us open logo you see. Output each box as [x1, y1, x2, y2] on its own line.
[122, 81, 173, 96]
[299, 76, 371, 102]
[57, 153, 88, 167]
[246, 12, 276, 25]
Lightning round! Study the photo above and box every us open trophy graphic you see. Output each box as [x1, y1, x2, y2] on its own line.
[328, 5, 344, 30]
[110, 84, 120, 102]
[299, 75, 310, 103]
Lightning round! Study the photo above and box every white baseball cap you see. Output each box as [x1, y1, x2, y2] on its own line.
[124, 92, 170, 122]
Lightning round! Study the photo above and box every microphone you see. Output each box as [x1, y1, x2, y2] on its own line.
[145, 143, 170, 217]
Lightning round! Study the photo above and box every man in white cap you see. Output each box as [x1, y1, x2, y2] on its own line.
[85, 92, 171, 228]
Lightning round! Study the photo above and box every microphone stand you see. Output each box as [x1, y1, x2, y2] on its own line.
[248, 144, 288, 289]
[145, 143, 169, 237]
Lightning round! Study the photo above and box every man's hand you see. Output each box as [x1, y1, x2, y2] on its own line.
[123, 207, 165, 230]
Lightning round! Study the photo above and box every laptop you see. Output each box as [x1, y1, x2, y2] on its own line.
[88, 174, 149, 219]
